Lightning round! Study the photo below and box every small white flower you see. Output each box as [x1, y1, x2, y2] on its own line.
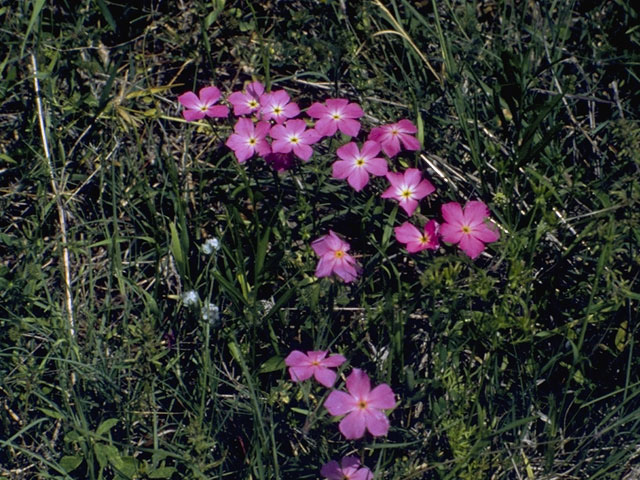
[202, 237, 220, 254]
[202, 302, 220, 325]
[182, 290, 199, 307]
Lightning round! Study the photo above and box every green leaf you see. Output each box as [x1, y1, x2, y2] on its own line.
[59, 455, 83, 473]
[615, 321, 628, 352]
[21, 0, 46, 57]
[94, 0, 116, 32]
[258, 355, 285, 374]
[169, 222, 185, 278]
[148, 466, 177, 479]
[116, 456, 137, 479]
[37, 407, 64, 420]
[96, 418, 119, 436]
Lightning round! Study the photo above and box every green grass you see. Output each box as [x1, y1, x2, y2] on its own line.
[1, 0, 639, 478]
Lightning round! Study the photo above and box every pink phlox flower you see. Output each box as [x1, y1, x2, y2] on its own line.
[381, 168, 435, 216]
[227, 81, 265, 116]
[259, 89, 300, 123]
[225, 118, 271, 163]
[311, 230, 359, 283]
[324, 368, 395, 440]
[270, 119, 320, 161]
[440, 200, 500, 259]
[284, 350, 346, 388]
[332, 141, 388, 191]
[307, 98, 364, 138]
[395, 219, 440, 253]
[368, 119, 420, 157]
[177, 86, 229, 121]
[264, 151, 295, 171]
[321, 456, 373, 480]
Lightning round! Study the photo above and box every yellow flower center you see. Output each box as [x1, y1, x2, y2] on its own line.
[355, 157, 365, 167]
[420, 234, 429, 244]
[199, 105, 209, 112]
[390, 128, 399, 136]
[400, 188, 413, 199]
[332, 113, 342, 120]
[248, 137, 257, 145]
[334, 250, 345, 259]
[273, 106, 283, 115]
[461, 225, 472, 234]
[248, 99, 259, 108]
[289, 135, 299, 144]
[357, 399, 368, 410]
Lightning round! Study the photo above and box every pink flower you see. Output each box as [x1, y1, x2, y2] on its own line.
[284, 350, 346, 387]
[259, 90, 300, 123]
[380, 168, 435, 216]
[368, 119, 420, 157]
[332, 141, 388, 191]
[225, 118, 271, 163]
[440, 201, 500, 259]
[321, 456, 373, 480]
[307, 98, 364, 138]
[270, 119, 320, 161]
[177, 86, 229, 121]
[395, 219, 439, 253]
[325, 368, 395, 440]
[311, 230, 359, 283]
[227, 81, 264, 116]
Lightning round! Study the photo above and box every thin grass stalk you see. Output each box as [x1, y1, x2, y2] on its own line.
[30, 53, 75, 339]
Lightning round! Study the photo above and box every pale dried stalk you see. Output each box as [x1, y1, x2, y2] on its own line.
[31, 53, 75, 338]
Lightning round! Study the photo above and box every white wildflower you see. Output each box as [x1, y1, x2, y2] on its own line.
[202, 237, 220, 254]
[202, 302, 220, 325]
[182, 290, 199, 307]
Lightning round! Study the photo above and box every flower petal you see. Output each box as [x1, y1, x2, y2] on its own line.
[198, 86, 221, 105]
[395, 222, 421, 244]
[346, 369, 371, 398]
[365, 157, 388, 177]
[284, 350, 310, 367]
[320, 460, 343, 480]
[177, 91, 201, 109]
[322, 354, 347, 367]
[289, 366, 313, 382]
[347, 168, 369, 191]
[314, 367, 337, 387]
[325, 390, 357, 416]
[368, 384, 396, 409]
[458, 235, 486, 259]
[441, 202, 464, 226]
[364, 408, 390, 437]
[339, 410, 367, 439]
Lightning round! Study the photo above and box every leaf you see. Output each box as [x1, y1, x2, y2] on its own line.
[60, 455, 83, 473]
[615, 321, 628, 352]
[258, 356, 285, 374]
[169, 222, 185, 278]
[21, 0, 46, 57]
[148, 467, 177, 478]
[116, 456, 138, 479]
[37, 407, 64, 419]
[94, 0, 117, 32]
[96, 418, 119, 436]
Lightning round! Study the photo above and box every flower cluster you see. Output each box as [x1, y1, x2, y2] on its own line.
[178, 82, 501, 284]
[285, 349, 395, 478]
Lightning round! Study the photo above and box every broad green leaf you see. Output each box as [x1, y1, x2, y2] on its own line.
[148, 466, 177, 478]
[96, 418, 119, 436]
[258, 356, 285, 374]
[60, 455, 83, 473]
